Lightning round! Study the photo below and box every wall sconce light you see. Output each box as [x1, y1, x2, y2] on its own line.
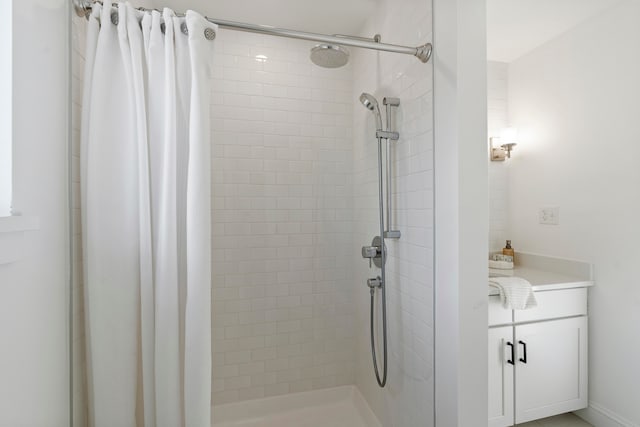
[490, 127, 518, 161]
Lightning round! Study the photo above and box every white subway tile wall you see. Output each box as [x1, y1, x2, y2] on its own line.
[71, 15, 88, 427]
[351, 0, 435, 425]
[487, 61, 510, 252]
[210, 30, 356, 404]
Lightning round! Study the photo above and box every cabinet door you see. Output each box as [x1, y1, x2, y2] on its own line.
[489, 326, 514, 427]
[515, 317, 588, 424]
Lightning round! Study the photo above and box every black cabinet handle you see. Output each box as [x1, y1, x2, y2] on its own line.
[506, 341, 515, 365]
[519, 340, 527, 364]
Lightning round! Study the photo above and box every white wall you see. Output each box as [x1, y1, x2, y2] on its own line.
[433, 0, 488, 425]
[209, 30, 356, 404]
[0, 0, 70, 426]
[0, 0, 11, 217]
[507, 1, 640, 424]
[487, 61, 510, 252]
[351, 0, 435, 425]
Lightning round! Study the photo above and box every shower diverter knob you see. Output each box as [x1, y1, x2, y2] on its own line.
[362, 245, 379, 258]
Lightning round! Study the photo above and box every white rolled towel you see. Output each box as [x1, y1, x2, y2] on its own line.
[489, 276, 537, 310]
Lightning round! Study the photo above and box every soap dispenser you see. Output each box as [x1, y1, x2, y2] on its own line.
[502, 240, 515, 260]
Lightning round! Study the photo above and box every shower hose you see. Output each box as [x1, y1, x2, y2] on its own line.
[371, 136, 388, 388]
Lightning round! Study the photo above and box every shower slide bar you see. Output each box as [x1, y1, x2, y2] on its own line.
[72, 0, 433, 64]
[380, 97, 401, 239]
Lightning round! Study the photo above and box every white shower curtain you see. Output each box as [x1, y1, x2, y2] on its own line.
[80, 2, 215, 426]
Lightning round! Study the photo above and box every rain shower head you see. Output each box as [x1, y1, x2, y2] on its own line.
[359, 93, 383, 131]
[310, 44, 350, 68]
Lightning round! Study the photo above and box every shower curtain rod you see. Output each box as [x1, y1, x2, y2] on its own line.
[72, 0, 433, 63]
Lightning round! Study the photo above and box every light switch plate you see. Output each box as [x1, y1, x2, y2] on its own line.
[539, 207, 559, 225]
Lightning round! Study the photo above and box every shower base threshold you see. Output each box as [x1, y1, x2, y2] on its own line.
[212, 385, 381, 427]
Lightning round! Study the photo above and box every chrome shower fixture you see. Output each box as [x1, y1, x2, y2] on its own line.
[310, 34, 383, 68]
[359, 93, 383, 131]
[310, 44, 350, 68]
[359, 92, 378, 111]
[359, 92, 401, 388]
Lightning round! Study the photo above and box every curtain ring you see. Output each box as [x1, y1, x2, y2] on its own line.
[204, 28, 216, 40]
[180, 21, 189, 35]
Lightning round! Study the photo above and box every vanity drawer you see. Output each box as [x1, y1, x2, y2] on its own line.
[514, 288, 587, 323]
[489, 295, 512, 326]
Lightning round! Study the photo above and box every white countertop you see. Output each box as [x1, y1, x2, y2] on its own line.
[488, 252, 594, 296]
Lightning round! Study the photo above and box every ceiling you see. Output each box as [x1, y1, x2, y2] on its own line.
[487, 0, 625, 62]
[148, 0, 377, 36]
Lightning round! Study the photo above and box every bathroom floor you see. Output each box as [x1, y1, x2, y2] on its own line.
[517, 413, 593, 426]
[211, 386, 380, 427]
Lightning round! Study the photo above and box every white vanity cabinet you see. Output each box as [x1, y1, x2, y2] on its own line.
[488, 287, 589, 427]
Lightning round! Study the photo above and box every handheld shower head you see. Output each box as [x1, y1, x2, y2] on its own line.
[359, 93, 383, 131]
[359, 93, 378, 111]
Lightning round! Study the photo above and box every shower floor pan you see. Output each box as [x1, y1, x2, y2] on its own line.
[212, 385, 381, 427]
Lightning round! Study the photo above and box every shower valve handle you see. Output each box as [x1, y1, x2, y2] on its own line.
[362, 245, 379, 258]
[362, 245, 380, 268]
[362, 236, 385, 269]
